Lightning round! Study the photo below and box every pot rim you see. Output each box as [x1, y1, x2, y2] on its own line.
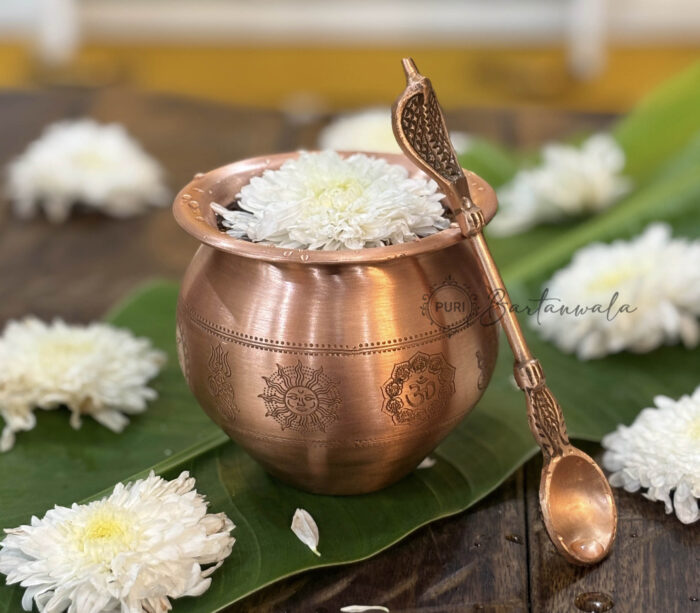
[173, 150, 498, 265]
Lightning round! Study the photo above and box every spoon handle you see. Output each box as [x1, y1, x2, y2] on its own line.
[458, 220, 572, 460]
[391, 57, 573, 459]
[514, 359, 571, 459]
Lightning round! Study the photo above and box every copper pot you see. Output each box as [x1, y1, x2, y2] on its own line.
[173, 151, 499, 494]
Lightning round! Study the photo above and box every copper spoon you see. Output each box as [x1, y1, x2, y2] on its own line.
[392, 58, 617, 565]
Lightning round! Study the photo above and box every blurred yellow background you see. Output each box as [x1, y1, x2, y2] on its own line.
[0, 0, 698, 112]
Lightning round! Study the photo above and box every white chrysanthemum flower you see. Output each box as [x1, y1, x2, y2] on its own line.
[0, 471, 235, 612]
[318, 108, 472, 155]
[490, 133, 631, 236]
[602, 387, 700, 524]
[534, 223, 700, 359]
[6, 119, 169, 223]
[213, 150, 450, 250]
[0, 318, 166, 451]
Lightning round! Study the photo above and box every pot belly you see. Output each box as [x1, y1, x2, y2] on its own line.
[176, 243, 498, 494]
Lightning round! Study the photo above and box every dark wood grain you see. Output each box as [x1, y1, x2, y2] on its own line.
[0, 89, 695, 613]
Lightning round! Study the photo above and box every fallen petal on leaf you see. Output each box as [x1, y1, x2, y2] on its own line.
[340, 606, 390, 612]
[417, 456, 436, 469]
[291, 508, 321, 556]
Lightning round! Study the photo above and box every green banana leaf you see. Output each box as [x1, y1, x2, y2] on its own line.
[1, 63, 700, 612]
[474, 61, 700, 268]
[614, 61, 700, 183]
[457, 136, 521, 188]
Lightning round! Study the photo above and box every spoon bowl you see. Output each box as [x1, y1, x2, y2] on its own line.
[542, 449, 617, 565]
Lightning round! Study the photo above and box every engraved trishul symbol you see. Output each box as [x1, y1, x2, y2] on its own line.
[207, 344, 238, 421]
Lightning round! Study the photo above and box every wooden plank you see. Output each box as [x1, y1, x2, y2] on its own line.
[447, 107, 616, 148]
[0, 89, 96, 166]
[526, 442, 700, 613]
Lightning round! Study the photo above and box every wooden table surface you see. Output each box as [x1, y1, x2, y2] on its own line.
[0, 89, 697, 613]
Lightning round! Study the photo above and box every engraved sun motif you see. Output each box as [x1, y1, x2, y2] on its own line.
[381, 351, 456, 426]
[208, 344, 238, 421]
[259, 361, 340, 432]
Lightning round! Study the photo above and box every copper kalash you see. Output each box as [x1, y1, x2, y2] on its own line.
[174, 152, 498, 495]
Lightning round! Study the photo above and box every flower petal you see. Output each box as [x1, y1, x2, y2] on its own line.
[291, 508, 321, 556]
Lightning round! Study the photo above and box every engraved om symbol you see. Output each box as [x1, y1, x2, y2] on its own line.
[381, 352, 456, 426]
[406, 375, 437, 408]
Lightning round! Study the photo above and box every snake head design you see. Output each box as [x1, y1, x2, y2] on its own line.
[391, 58, 472, 213]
